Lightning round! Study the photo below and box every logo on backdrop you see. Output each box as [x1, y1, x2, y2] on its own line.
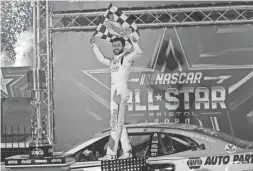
[82, 27, 253, 130]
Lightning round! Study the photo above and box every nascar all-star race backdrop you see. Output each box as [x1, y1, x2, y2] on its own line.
[52, 25, 253, 151]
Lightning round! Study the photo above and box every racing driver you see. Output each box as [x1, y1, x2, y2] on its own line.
[89, 31, 143, 160]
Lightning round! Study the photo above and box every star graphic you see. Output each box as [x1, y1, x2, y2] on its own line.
[0, 70, 13, 95]
[155, 93, 162, 101]
[0, 67, 30, 98]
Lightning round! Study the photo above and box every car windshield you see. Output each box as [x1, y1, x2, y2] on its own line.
[216, 132, 253, 149]
[63, 135, 96, 154]
[194, 127, 253, 149]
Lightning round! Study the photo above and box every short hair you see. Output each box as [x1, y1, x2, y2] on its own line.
[111, 37, 125, 47]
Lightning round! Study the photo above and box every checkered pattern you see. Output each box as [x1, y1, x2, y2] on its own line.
[101, 158, 147, 171]
[93, 3, 140, 47]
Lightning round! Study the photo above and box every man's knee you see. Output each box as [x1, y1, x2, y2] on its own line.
[120, 93, 130, 103]
[113, 94, 129, 105]
[112, 88, 130, 104]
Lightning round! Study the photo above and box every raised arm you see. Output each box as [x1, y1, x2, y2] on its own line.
[89, 36, 111, 67]
[124, 35, 143, 63]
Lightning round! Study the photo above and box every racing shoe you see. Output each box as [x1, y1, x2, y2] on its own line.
[98, 155, 117, 161]
[118, 152, 133, 159]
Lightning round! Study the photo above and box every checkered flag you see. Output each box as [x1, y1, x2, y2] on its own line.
[93, 3, 140, 48]
[101, 158, 148, 171]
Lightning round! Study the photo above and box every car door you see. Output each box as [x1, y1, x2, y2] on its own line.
[70, 131, 154, 171]
[70, 135, 109, 171]
[146, 132, 205, 171]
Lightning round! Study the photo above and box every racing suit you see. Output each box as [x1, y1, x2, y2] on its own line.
[91, 36, 142, 158]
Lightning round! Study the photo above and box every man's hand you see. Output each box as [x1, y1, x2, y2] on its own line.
[89, 36, 95, 45]
[125, 27, 132, 35]
[131, 36, 137, 43]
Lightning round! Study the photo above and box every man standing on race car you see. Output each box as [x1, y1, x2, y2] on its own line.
[89, 31, 143, 160]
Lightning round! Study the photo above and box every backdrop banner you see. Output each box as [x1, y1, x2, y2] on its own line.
[52, 25, 253, 151]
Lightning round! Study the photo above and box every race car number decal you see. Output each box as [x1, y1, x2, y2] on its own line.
[204, 154, 253, 165]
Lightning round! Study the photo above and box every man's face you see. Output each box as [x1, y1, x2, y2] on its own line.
[112, 41, 124, 55]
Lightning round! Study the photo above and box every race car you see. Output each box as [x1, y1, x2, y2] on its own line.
[62, 122, 253, 171]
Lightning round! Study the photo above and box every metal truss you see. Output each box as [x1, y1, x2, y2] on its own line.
[34, 0, 54, 144]
[50, 3, 253, 31]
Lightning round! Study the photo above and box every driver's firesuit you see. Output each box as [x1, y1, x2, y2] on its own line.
[91, 36, 142, 159]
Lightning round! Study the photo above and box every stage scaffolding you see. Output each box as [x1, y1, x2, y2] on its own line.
[33, 1, 54, 143]
[35, 1, 253, 144]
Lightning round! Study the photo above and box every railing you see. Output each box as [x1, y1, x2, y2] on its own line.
[1, 125, 30, 161]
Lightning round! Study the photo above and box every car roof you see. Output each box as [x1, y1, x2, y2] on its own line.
[93, 122, 199, 138]
[65, 122, 199, 154]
